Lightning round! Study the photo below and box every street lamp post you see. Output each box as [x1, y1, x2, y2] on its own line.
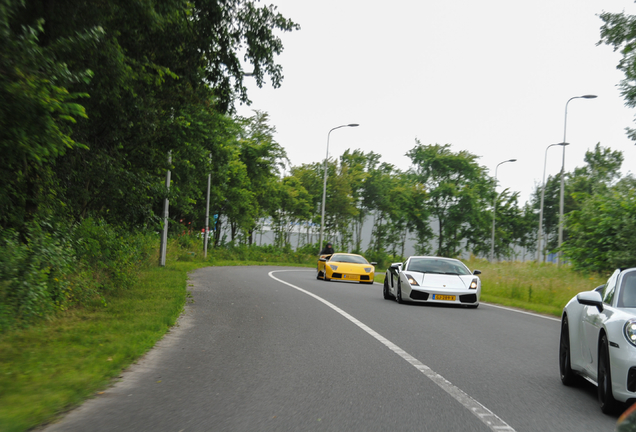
[558, 95, 597, 265]
[491, 159, 517, 262]
[319, 123, 359, 253]
[537, 143, 569, 263]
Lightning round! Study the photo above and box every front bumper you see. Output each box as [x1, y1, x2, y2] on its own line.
[610, 342, 636, 403]
[404, 285, 480, 305]
[328, 271, 374, 282]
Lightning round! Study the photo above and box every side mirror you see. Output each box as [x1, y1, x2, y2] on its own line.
[390, 263, 402, 270]
[473, 270, 482, 275]
[319, 257, 327, 262]
[370, 262, 377, 266]
[577, 291, 604, 312]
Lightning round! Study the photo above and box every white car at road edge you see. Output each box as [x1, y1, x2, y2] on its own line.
[560, 267, 636, 414]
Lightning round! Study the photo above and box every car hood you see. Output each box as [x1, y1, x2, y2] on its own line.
[407, 272, 472, 289]
[327, 262, 374, 273]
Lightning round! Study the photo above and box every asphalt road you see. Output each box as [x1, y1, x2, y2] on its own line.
[42, 266, 621, 431]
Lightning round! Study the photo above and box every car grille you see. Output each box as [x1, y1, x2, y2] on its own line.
[459, 294, 477, 303]
[360, 275, 370, 281]
[409, 290, 429, 300]
[332, 273, 342, 278]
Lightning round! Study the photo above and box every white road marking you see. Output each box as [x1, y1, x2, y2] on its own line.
[269, 270, 516, 432]
[481, 302, 561, 322]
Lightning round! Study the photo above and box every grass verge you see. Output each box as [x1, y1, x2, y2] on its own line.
[0, 263, 195, 432]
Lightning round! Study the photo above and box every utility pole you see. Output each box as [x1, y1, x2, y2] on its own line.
[159, 151, 172, 266]
[204, 154, 211, 258]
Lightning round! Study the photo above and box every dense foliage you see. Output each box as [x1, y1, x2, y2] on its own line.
[5, 0, 636, 330]
[0, 0, 299, 329]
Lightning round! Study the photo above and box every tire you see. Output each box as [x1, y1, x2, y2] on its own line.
[396, 280, 404, 304]
[383, 278, 392, 300]
[598, 333, 618, 414]
[559, 315, 577, 386]
[316, 271, 321, 280]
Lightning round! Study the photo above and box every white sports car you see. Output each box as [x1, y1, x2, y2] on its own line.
[559, 268, 636, 413]
[383, 256, 481, 308]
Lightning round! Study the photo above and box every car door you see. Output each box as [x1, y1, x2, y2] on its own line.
[580, 269, 620, 379]
[388, 262, 402, 296]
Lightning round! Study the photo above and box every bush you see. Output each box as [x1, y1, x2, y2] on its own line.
[363, 249, 403, 270]
[0, 221, 75, 331]
[206, 243, 316, 265]
[71, 218, 155, 292]
[0, 218, 156, 332]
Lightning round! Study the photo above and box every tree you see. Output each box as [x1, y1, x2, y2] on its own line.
[322, 159, 357, 250]
[489, 189, 534, 260]
[289, 163, 323, 246]
[406, 142, 491, 257]
[566, 143, 623, 205]
[384, 171, 429, 258]
[340, 150, 375, 253]
[0, 0, 99, 231]
[563, 177, 636, 272]
[236, 111, 288, 244]
[600, 10, 636, 142]
[270, 176, 312, 248]
[3, 0, 299, 232]
[363, 161, 397, 255]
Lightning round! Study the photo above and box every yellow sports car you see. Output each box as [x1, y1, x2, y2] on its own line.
[317, 253, 377, 284]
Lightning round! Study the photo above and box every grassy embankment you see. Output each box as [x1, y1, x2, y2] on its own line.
[0, 243, 608, 432]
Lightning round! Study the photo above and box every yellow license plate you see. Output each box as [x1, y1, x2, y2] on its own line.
[433, 294, 456, 301]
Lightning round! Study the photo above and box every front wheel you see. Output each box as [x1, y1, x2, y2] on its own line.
[383, 278, 392, 300]
[598, 334, 618, 414]
[559, 315, 577, 386]
[396, 281, 404, 304]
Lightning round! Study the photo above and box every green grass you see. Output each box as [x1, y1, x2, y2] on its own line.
[0, 246, 612, 432]
[470, 258, 608, 316]
[0, 263, 193, 432]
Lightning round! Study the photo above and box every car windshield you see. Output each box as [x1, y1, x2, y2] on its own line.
[330, 254, 369, 264]
[406, 258, 470, 275]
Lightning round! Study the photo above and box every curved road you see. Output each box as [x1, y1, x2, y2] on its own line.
[43, 266, 620, 431]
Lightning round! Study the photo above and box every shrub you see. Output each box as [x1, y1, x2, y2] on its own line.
[0, 218, 156, 332]
[0, 221, 75, 331]
[205, 244, 315, 265]
[71, 218, 155, 292]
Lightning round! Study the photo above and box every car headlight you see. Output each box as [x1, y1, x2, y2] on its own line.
[364, 267, 373, 273]
[407, 275, 419, 286]
[329, 265, 338, 271]
[624, 319, 636, 347]
[470, 278, 478, 289]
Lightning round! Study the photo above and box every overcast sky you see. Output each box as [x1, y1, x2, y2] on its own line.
[237, 0, 636, 204]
